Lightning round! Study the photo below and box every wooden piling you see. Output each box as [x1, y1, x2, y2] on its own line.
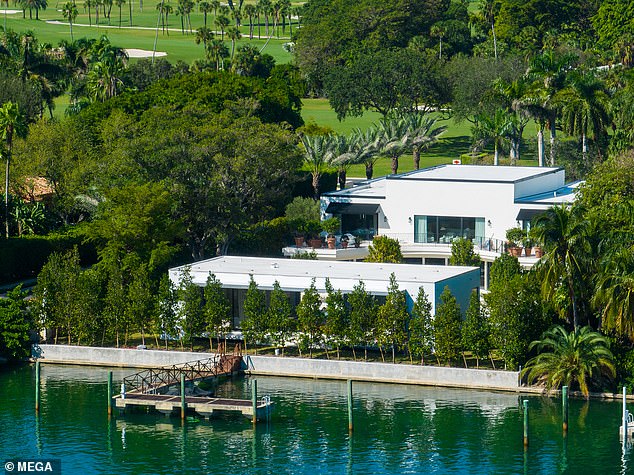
[107, 371, 113, 417]
[180, 373, 186, 420]
[562, 386, 568, 433]
[523, 400, 529, 447]
[35, 360, 40, 413]
[347, 380, 353, 433]
[252, 379, 258, 425]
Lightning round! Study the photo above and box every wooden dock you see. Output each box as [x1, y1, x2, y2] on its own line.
[114, 393, 273, 420]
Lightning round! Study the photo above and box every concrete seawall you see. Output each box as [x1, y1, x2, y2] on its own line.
[33, 344, 521, 391]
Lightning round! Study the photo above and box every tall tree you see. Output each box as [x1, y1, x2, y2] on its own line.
[433, 287, 463, 365]
[178, 266, 205, 351]
[267, 280, 293, 354]
[156, 274, 179, 349]
[409, 287, 434, 364]
[62, 2, 79, 40]
[0, 101, 27, 239]
[241, 275, 267, 353]
[204, 272, 231, 351]
[299, 133, 331, 200]
[377, 273, 409, 363]
[533, 205, 589, 328]
[0, 285, 32, 360]
[461, 290, 490, 368]
[324, 278, 348, 359]
[295, 278, 323, 358]
[347, 280, 376, 361]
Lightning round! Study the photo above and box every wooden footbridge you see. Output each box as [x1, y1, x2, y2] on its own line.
[112, 346, 273, 422]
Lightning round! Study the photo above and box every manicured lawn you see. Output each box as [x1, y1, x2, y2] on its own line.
[1, 4, 294, 64]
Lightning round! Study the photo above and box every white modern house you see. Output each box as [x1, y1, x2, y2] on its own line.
[284, 165, 581, 289]
[169, 256, 480, 328]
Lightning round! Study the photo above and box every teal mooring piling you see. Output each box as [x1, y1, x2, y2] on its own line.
[180, 373, 186, 420]
[107, 371, 113, 416]
[562, 386, 569, 433]
[35, 360, 40, 413]
[523, 400, 529, 447]
[252, 380, 258, 425]
[347, 380, 353, 433]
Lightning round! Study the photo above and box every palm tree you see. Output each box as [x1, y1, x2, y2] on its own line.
[0, 102, 27, 239]
[243, 3, 255, 39]
[115, 0, 125, 27]
[375, 116, 410, 175]
[522, 325, 615, 398]
[195, 26, 214, 55]
[226, 25, 241, 60]
[526, 50, 577, 166]
[199, 1, 211, 27]
[493, 77, 531, 164]
[593, 246, 634, 339]
[471, 109, 513, 166]
[430, 23, 447, 59]
[85, 0, 94, 25]
[62, 2, 78, 41]
[554, 69, 610, 161]
[401, 113, 447, 169]
[350, 127, 381, 180]
[533, 205, 589, 328]
[215, 14, 229, 40]
[299, 134, 332, 199]
[163, 3, 173, 34]
[206, 37, 228, 70]
[257, 0, 271, 36]
[480, 0, 500, 59]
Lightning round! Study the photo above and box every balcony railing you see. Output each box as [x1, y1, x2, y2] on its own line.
[381, 233, 507, 254]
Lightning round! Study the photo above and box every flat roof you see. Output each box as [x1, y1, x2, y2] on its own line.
[392, 164, 563, 183]
[171, 256, 476, 287]
[515, 180, 583, 205]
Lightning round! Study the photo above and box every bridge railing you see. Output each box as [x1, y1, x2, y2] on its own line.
[123, 354, 231, 394]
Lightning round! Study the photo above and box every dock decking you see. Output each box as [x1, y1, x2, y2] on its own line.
[114, 393, 272, 419]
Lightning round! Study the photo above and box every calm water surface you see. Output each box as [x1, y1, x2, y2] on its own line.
[0, 364, 631, 474]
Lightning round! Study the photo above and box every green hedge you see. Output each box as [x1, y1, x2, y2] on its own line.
[292, 170, 338, 198]
[0, 226, 97, 285]
[230, 217, 292, 257]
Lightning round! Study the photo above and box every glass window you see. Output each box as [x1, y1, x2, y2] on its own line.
[414, 216, 428, 243]
[425, 257, 446, 265]
[427, 216, 437, 242]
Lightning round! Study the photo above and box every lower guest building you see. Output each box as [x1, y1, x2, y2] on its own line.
[168, 256, 480, 329]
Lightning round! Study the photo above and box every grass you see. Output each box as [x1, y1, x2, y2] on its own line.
[301, 98, 541, 178]
[1, 3, 294, 64]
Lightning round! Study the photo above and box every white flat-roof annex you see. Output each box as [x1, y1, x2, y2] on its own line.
[170, 256, 477, 292]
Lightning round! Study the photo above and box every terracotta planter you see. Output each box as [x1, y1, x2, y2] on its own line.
[524, 247, 532, 257]
[309, 238, 322, 249]
[294, 236, 305, 247]
[509, 247, 522, 257]
[327, 237, 336, 249]
[341, 240, 349, 249]
[534, 247, 543, 258]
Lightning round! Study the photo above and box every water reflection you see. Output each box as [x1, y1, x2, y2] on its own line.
[1, 364, 632, 475]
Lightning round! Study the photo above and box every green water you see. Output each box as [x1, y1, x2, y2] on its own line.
[0, 363, 631, 474]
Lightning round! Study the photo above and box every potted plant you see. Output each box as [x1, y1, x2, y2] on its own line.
[322, 217, 341, 249]
[529, 227, 543, 258]
[352, 233, 362, 248]
[306, 220, 323, 249]
[289, 218, 307, 247]
[340, 234, 349, 249]
[522, 233, 532, 257]
[506, 227, 524, 257]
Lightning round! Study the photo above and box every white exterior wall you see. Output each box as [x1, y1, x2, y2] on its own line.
[513, 169, 564, 200]
[379, 178, 516, 243]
